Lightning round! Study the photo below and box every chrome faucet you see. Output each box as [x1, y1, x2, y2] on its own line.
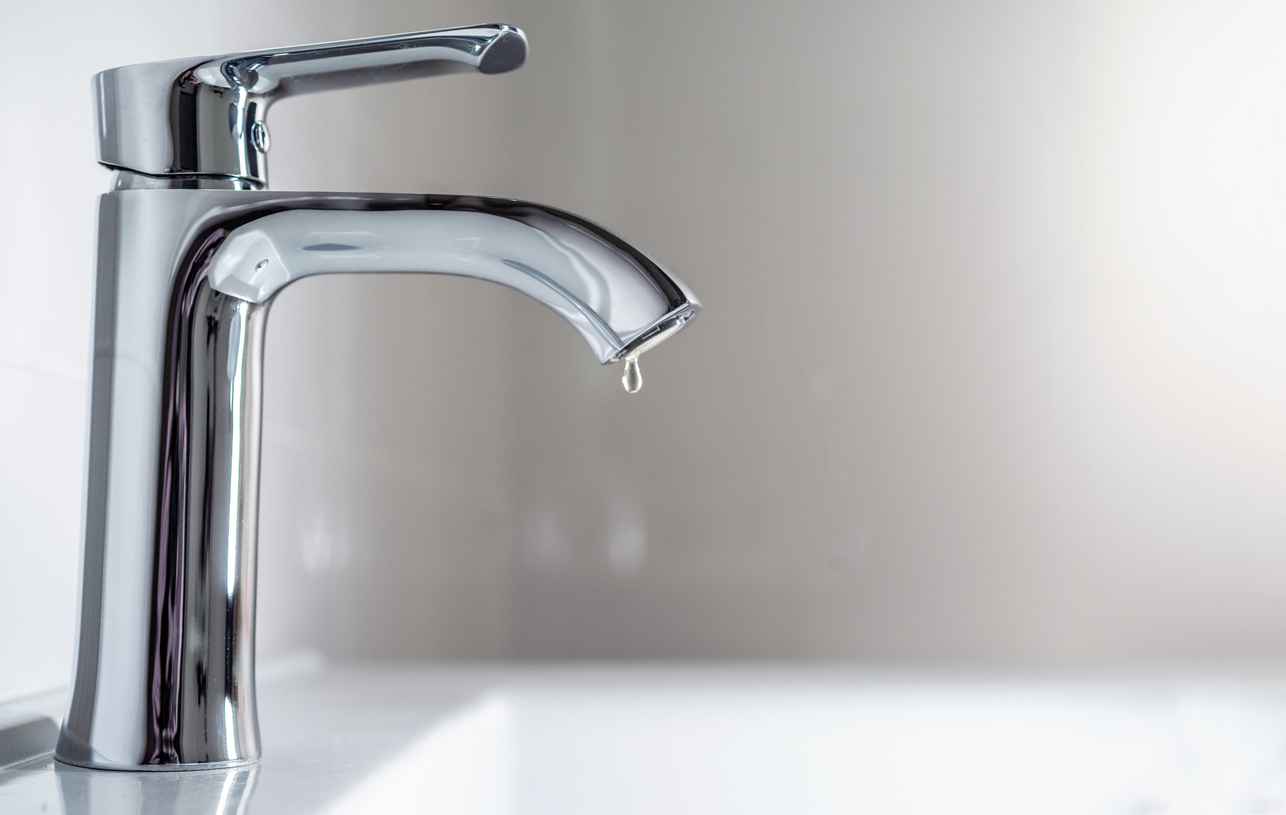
[57, 24, 700, 771]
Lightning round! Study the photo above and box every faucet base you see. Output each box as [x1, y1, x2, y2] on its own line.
[53, 753, 260, 773]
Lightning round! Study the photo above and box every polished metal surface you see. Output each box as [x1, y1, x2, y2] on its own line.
[59, 24, 700, 772]
[204, 205, 698, 362]
[94, 24, 526, 187]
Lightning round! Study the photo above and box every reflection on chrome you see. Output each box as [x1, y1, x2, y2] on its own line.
[59, 22, 700, 773]
[54, 762, 258, 814]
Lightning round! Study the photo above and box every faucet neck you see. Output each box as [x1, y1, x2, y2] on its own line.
[58, 196, 269, 769]
[148, 275, 267, 766]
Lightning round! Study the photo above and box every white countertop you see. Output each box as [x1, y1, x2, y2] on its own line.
[3, 660, 1286, 813]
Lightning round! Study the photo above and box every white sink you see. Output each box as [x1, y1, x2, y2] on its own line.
[4, 661, 1286, 813]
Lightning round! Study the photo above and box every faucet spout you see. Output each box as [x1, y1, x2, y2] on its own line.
[205, 200, 699, 364]
[57, 189, 699, 770]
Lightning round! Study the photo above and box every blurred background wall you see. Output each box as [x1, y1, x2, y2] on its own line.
[3, 0, 1286, 702]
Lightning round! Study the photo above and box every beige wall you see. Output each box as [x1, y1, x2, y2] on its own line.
[4, 0, 1286, 700]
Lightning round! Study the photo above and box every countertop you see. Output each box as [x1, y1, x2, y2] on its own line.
[3, 659, 1286, 813]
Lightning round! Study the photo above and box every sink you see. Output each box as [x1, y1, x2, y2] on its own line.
[4, 661, 1286, 813]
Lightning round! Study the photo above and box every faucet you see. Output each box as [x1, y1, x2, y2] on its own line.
[56, 24, 700, 771]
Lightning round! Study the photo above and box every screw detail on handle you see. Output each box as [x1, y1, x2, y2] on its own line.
[250, 121, 270, 153]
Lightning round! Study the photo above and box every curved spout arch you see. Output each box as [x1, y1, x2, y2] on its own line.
[204, 199, 699, 363]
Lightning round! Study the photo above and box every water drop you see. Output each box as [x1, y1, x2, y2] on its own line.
[621, 356, 642, 394]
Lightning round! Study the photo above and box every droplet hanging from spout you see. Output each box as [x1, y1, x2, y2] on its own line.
[621, 356, 642, 394]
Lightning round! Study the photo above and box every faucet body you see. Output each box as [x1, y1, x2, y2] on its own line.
[57, 25, 699, 771]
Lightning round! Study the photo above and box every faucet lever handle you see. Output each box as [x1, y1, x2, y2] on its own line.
[94, 24, 527, 188]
